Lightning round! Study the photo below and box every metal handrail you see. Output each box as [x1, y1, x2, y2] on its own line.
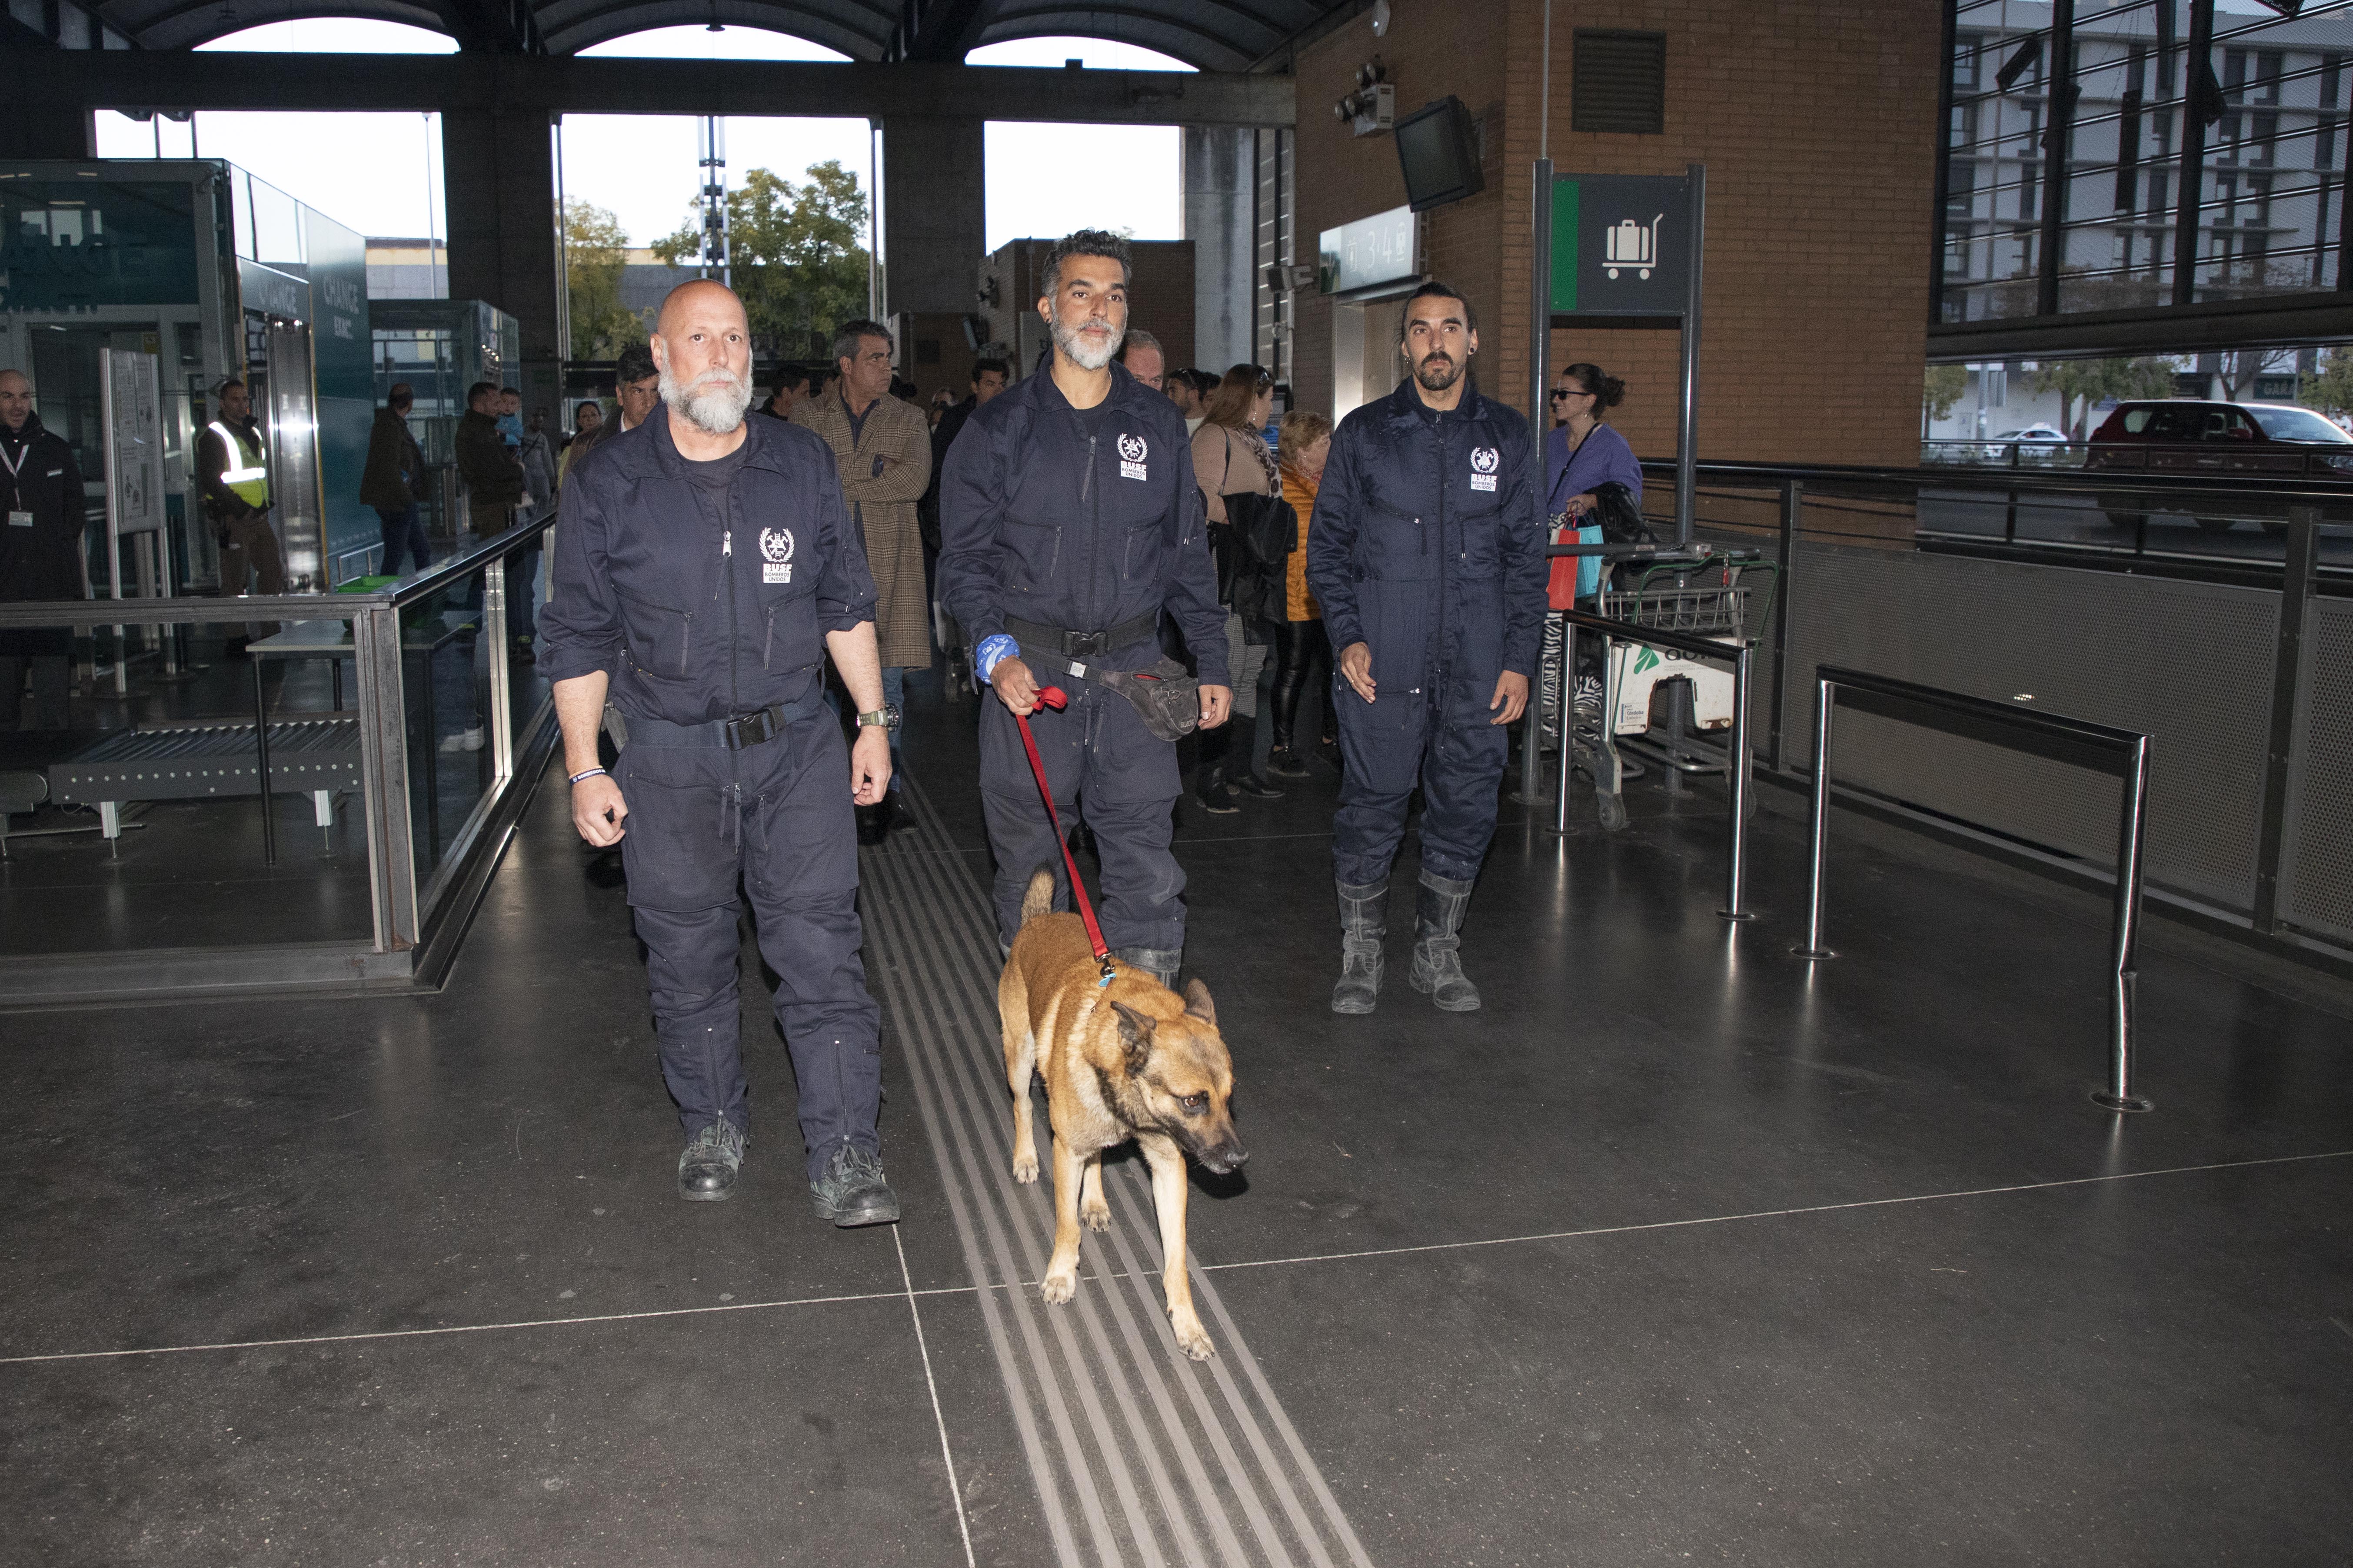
[0, 511, 556, 630]
[1631, 455, 2353, 506]
[1554, 605, 1754, 920]
[1794, 664, 2154, 1115]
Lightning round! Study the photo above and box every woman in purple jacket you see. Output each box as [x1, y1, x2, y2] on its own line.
[1546, 363, 1641, 523]
[1543, 363, 1641, 732]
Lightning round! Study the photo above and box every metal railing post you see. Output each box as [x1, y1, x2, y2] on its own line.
[353, 601, 419, 951]
[1555, 618, 1578, 836]
[1773, 478, 1799, 773]
[252, 654, 276, 867]
[2095, 733, 2155, 1112]
[1720, 642, 1754, 920]
[2252, 503, 2320, 933]
[1795, 674, 1837, 959]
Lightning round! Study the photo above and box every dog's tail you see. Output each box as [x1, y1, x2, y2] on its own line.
[1020, 865, 1057, 926]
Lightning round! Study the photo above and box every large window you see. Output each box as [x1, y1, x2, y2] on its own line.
[1937, 0, 2353, 322]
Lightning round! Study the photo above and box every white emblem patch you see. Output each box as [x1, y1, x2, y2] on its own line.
[760, 525, 795, 584]
[1118, 432, 1149, 481]
[1470, 445, 1500, 492]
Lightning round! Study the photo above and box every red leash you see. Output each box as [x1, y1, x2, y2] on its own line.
[1013, 687, 1118, 986]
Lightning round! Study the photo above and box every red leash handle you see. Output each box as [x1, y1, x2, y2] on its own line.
[1013, 686, 1117, 983]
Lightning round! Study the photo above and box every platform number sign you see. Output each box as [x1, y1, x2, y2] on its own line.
[1550, 173, 1691, 316]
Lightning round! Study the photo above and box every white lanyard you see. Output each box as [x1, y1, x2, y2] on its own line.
[0, 438, 28, 514]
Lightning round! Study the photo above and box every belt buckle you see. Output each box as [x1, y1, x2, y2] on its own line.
[1068, 629, 1108, 658]
[724, 709, 772, 750]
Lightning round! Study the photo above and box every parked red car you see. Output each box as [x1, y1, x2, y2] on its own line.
[2088, 399, 2353, 534]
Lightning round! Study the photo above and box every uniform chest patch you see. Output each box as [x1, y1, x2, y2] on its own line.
[760, 525, 795, 584]
[1470, 446, 1500, 492]
[1118, 432, 1148, 481]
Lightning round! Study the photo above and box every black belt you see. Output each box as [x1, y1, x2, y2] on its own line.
[622, 683, 827, 751]
[1003, 612, 1160, 660]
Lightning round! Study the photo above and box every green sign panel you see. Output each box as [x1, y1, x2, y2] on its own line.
[1550, 173, 1690, 317]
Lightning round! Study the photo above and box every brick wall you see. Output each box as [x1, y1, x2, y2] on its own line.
[1291, 0, 1941, 472]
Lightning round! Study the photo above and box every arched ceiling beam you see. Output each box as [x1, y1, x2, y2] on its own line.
[540, 2, 888, 58]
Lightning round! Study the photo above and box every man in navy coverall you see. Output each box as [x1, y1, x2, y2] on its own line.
[937, 230, 1231, 987]
[1305, 280, 1548, 1015]
[539, 279, 902, 1226]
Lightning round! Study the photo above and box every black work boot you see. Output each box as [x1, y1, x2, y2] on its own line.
[1113, 946, 1180, 990]
[1331, 878, 1387, 1015]
[810, 1144, 900, 1227]
[678, 1120, 746, 1201]
[1408, 870, 1481, 1011]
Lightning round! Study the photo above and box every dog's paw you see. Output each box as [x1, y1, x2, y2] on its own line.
[1041, 1269, 1077, 1305]
[1011, 1153, 1038, 1183]
[1082, 1197, 1110, 1232]
[1170, 1312, 1215, 1360]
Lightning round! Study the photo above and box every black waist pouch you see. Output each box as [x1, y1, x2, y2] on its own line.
[1101, 657, 1201, 742]
[1020, 639, 1201, 743]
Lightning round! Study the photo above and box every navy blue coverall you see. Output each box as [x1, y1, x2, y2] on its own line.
[1305, 377, 1549, 889]
[937, 360, 1230, 957]
[538, 411, 886, 1181]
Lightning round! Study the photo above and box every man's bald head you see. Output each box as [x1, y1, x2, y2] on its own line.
[651, 279, 754, 436]
[0, 369, 31, 432]
[656, 279, 746, 337]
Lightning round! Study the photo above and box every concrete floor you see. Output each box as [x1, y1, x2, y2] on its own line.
[4, 668, 2350, 1566]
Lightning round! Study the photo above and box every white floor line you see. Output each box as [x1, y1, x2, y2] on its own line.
[896, 1226, 979, 1568]
[0, 1283, 973, 1367]
[19, 1150, 2340, 1371]
[1194, 1148, 2353, 1278]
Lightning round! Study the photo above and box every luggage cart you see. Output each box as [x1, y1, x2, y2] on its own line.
[1576, 551, 1777, 831]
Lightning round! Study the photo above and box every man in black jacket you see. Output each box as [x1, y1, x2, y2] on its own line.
[0, 369, 86, 730]
[360, 382, 430, 574]
[938, 232, 1230, 986]
[1305, 281, 1547, 1016]
[454, 381, 523, 537]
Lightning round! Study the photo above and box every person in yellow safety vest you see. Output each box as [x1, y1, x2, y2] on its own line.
[198, 379, 286, 646]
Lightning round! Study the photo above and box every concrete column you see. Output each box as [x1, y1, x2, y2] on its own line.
[0, 105, 93, 159]
[880, 116, 986, 316]
[440, 108, 563, 418]
[1184, 125, 1255, 375]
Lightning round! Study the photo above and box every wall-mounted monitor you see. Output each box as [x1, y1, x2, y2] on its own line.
[1393, 96, 1484, 213]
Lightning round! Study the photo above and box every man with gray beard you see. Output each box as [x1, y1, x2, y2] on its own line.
[938, 229, 1230, 986]
[539, 279, 903, 1226]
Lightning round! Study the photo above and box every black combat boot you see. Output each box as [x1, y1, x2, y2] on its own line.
[1408, 870, 1481, 1011]
[1331, 878, 1387, 1015]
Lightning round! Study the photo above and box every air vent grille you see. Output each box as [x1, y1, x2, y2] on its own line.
[1574, 30, 1667, 135]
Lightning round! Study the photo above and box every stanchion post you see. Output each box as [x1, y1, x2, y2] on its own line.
[2094, 732, 2155, 1112]
[1719, 642, 1754, 920]
[1555, 617, 1578, 835]
[1773, 479, 1800, 772]
[1519, 157, 1556, 809]
[1794, 674, 1835, 958]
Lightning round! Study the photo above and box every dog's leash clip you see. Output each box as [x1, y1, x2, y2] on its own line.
[1098, 957, 1117, 988]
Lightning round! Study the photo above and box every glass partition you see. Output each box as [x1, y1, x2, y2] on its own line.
[0, 516, 557, 1003]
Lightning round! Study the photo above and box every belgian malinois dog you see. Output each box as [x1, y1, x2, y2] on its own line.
[999, 867, 1247, 1359]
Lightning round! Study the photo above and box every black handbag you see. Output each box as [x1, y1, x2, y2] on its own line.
[1591, 481, 1652, 545]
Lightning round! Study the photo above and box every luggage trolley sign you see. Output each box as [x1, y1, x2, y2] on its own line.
[1550, 173, 1691, 316]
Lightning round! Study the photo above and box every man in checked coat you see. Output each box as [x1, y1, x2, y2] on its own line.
[793, 317, 934, 843]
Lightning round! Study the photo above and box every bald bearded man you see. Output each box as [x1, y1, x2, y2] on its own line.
[539, 279, 903, 1227]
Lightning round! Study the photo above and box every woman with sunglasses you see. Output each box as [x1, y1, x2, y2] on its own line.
[1546, 364, 1641, 727]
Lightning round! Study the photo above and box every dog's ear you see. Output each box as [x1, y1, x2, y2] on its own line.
[1181, 978, 1216, 1028]
[1109, 1001, 1156, 1070]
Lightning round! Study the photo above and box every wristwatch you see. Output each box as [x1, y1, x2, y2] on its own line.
[857, 704, 902, 732]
